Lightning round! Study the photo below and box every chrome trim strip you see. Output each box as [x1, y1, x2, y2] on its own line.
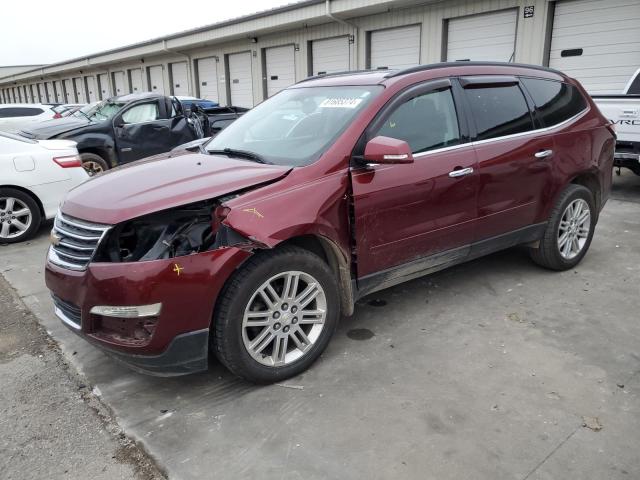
[54, 305, 81, 330]
[57, 212, 110, 232]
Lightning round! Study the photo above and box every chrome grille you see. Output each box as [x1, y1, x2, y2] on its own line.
[48, 211, 111, 271]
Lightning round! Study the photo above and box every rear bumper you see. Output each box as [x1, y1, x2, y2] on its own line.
[613, 141, 640, 173]
[45, 246, 251, 376]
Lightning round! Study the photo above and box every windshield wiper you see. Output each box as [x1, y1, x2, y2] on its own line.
[208, 148, 271, 164]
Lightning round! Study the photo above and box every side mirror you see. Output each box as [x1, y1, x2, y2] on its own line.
[363, 136, 414, 165]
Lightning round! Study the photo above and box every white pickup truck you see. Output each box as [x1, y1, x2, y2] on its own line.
[592, 68, 640, 175]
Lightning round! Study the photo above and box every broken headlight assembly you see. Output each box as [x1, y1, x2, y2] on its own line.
[94, 200, 235, 263]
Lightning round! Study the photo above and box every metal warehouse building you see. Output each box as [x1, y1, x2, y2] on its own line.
[1, 0, 639, 106]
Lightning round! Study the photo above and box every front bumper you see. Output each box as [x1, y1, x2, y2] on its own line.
[45, 246, 251, 376]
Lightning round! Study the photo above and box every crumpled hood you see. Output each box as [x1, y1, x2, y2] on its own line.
[21, 116, 91, 139]
[62, 151, 291, 224]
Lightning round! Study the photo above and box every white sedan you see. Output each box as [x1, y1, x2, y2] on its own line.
[1, 131, 88, 243]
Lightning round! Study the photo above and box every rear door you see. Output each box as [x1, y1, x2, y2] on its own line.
[113, 99, 174, 163]
[351, 80, 478, 279]
[461, 76, 553, 240]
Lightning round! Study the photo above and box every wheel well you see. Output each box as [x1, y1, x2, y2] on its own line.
[0, 185, 45, 219]
[79, 147, 113, 168]
[277, 235, 355, 316]
[571, 172, 601, 211]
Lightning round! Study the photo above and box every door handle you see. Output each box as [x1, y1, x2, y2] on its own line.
[535, 149, 553, 159]
[448, 167, 474, 178]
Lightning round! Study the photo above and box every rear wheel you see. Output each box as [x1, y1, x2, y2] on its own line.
[0, 188, 41, 244]
[213, 246, 339, 383]
[529, 184, 596, 270]
[80, 152, 109, 176]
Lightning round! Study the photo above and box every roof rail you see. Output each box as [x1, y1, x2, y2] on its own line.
[384, 61, 564, 78]
[296, 68, 393, 84]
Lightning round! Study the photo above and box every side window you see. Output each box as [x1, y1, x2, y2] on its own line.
[465, 85, 534, 141]
[521, 78, 587, 127]
[0, 107, 44, 118]
[627, 74, 640, 95]
[121, 102, 160, 124]
[375, 89, 461, 154]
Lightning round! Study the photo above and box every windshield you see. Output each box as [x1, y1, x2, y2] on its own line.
[206, 85, 382, 166]
[71, 102, 100, 120]
[86, 100, 126, 121]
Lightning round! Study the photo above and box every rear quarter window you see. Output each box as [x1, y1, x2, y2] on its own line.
[520, 78, 587, 127]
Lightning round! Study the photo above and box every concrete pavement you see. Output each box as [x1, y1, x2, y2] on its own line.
[1, 170, 639, 479]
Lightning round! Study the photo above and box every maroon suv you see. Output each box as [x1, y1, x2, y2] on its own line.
[45, 62, 615, 383]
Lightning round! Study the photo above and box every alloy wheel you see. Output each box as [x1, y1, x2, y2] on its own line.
[557, 198, 591, 260]
[83, 161, 104, 176]
[242, 271, 327, 367]
[0, 197, 33, 240]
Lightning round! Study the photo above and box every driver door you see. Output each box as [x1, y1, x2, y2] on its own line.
[350, 80, 479, 285]
[114, 100, 172, 163]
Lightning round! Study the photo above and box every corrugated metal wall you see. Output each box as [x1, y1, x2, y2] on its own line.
[0, 0, 579, 106]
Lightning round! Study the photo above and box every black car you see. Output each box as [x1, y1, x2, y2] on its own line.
[20, 93, 243, 174]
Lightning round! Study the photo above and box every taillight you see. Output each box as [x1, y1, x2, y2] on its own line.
[53, 113, 62, 119]
[53, 155, 82, 168]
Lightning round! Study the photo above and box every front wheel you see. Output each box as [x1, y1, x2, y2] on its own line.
[80, 152, 109, 176]
[213, 246, 340, 383]
[529, 184, 596, 270]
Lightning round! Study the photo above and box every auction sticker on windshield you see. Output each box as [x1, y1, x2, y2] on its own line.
[319, 98, 363, 109]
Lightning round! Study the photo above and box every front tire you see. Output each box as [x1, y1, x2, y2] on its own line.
[0, 188, 41, 244]
[213, 246, 340, 383]
[80, 152, 109, 176]
[529, 184, 596, 270]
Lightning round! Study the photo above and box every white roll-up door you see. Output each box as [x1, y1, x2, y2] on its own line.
[265, 45, 296, 97]
[45, 82, 54, 102]
[311, 36, 350, 75]
[446, 9, 518, 62]
[197, 57, 219, 101]
[29, 85, 36, 103]
[36, 84, 43, 103]
[98, 73, 111, 99]
[113, 71, 127, 96]
[25, 85, 33, 103]
[549, 0, 640, 93]
[148, 65, 165, 95]
[86, 77, 98, 102]
[370, 25, 421, 70]
[129, 69, 143, 93]
[73, 77, 86, 103]
[171, 62, 189, 95]
[64, 79, 74, 102]
[54, 81, 63, 103]
[228, 52, 253, 108]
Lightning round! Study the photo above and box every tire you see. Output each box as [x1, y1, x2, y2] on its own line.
[213, 246, 340, 383]
[0, 188, 42, 244]
[80, 152, 109, 176]
[529, 184, 596, 271]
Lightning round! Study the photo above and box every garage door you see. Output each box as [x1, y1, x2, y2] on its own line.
[446, 9, 518, 62]
[54, 81, 63, 103]
[171, 62, 189, 95]
[63, 79, 74, 103]
[311, 36, 350, 76]
[98, 73, 111, 99]
[113, 71, 127, 96]
[148, 66, 165, 95]
[196, 57, 219, 102]
[73, 77, 86, 103]
[25, 85, 33, 103]
[228, 52, 253, 108]
[129, 69, 143, 93]
[370, 25, 421, 70]
[549, 0, 640, 93]
[45, 82, 54, 102]
[265, 45, 296, 97]
[86, 77, 98, 102]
